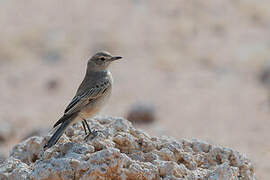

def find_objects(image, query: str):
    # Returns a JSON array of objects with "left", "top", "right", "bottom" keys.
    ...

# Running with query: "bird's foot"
[{"left": 84, "top": 130, "right": 101, "bottom": 141}]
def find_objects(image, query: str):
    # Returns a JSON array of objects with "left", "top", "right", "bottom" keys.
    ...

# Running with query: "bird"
[{"left": 44, "top": 51, "right": 122, "bottom": 149}]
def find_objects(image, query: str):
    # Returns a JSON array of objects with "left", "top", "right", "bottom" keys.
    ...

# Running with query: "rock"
[
  {"left": 0, "top": 121, "right": 14, "bottom": 143},
  {"left": 0, "top": 157, "right": 31, "bottom": 180},
  {"left": 259, "top": 63, "right": 270, "bottom": 88},
  {"left": 126, "top": 103, "right": 156, "bottom": 124},
  {"left": 0, "top": 116, "right": 256, "bottom": 180},
  {"left": 21, "top": 128, "right": 48, "bottom": 140},
  {"left": 45, "top": 79, "right": 59, "bottom": 92}
]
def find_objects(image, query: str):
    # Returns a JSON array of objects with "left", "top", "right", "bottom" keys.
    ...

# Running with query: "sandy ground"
[{"left": 0, "top": 0, "right": 270, "bottom": 179}]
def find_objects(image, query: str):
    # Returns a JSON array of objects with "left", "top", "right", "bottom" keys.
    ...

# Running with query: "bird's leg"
[
  {"left": 82, "top": 118, "right": 99, "bottom": 141},
  {"left": 82, "top": 121, "right": 87, "bottom": 135},
  {"left": 83, "top": 119, "right": 92, "bottom": 134}
]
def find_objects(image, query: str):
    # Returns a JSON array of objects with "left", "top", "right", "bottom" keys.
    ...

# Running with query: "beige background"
[{"left": 0, "top": 0, "right": 270, "bottom": 179}]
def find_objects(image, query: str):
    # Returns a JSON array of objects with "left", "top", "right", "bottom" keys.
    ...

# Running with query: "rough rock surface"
[{"left": 0, "top": 116, "right": 256, "bottom": 180}]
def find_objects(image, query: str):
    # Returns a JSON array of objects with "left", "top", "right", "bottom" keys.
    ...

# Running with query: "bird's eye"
[{"left": 100, "top": 57, "right": 105, "bottom": 61}]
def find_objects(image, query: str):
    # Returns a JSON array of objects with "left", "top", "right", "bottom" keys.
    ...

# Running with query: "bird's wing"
[
  {"left": 64, "top": 79, "right": 111, "bottom": 115},
  {"left": 53, "top": 79, "right": 111, "bottom": 128},
  {"left": 64, "top": 96, "right": 80, "bottom": 114}
]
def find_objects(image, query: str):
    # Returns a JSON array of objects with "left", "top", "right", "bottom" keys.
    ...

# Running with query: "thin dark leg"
[
  {"left": 82, "top": 121, "right": 87, "bottom": 135},
  {"left": 82, "top": 119, "right": 99, "bottom": 140},
  {"left": 83, "top": 119, "right": 92, "bottom": 134}
]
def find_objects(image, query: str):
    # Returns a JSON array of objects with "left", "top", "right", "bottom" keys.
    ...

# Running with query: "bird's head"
[{"left": 87, "top": 51, "right": 122, "bottom": 71}]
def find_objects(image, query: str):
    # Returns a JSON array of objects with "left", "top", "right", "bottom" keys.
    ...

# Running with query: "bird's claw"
[{"left": 84, "top": 130, "right": 101, "bottom": 141}]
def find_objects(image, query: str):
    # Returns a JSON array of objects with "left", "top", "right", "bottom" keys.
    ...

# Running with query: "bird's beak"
[{"left": 110, "top": 56, "right": 122, "bottom": 61}]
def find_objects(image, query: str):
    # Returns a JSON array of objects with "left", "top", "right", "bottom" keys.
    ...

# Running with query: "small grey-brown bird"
[{"left": 44, "top": 51, "right": 122, "bottom": 149}]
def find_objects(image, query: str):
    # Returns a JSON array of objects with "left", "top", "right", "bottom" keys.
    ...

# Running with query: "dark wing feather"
[
  {"left": 64, "top": 96, "right": 80, "bottom": 114},
  {"left": 53, "top": 79, "right": 111, "bottom": 128},
  {"left": 52, "top": 112, "right": 77, "bottom": 131}
]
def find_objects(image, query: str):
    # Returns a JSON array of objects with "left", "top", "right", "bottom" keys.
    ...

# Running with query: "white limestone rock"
[{"left": 0, "top": 116, "right": 256, "bottom": 180}]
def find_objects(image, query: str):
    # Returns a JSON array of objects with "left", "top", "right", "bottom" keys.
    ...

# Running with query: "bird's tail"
[{"left": 44, "top": 112, "right": 78, "bottom": 149}]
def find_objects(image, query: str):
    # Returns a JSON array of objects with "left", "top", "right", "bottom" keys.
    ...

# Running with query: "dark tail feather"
[
  {"left": 44, "top": 113, "right": 78, "bottom": 149},
  {"left": 53, "top": 113, "right": 75, "bottom": 128}
]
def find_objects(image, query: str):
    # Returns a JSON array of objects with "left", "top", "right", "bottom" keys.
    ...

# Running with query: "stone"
[
  {"left": 0, "top": 121, "right": 14, "bottom": 143},
  {"left": 0, "top": 116, "right": 256, "bottom": 180},
  {"left": 46, "top": 79, "right": 59, "bottom": 92},
  {"left": 126, "top": 103, "right": 156, "bottom": 124},
  {"left": 21, "top": 128, "right": 48, "bottom": 140},
  {"left": 259, "top": 63, "right": 270, "bottom": 88}
]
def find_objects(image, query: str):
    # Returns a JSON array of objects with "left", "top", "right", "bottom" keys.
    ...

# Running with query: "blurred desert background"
[{"left": 0, "top": 0, "right": 270, "bottom": 179}]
